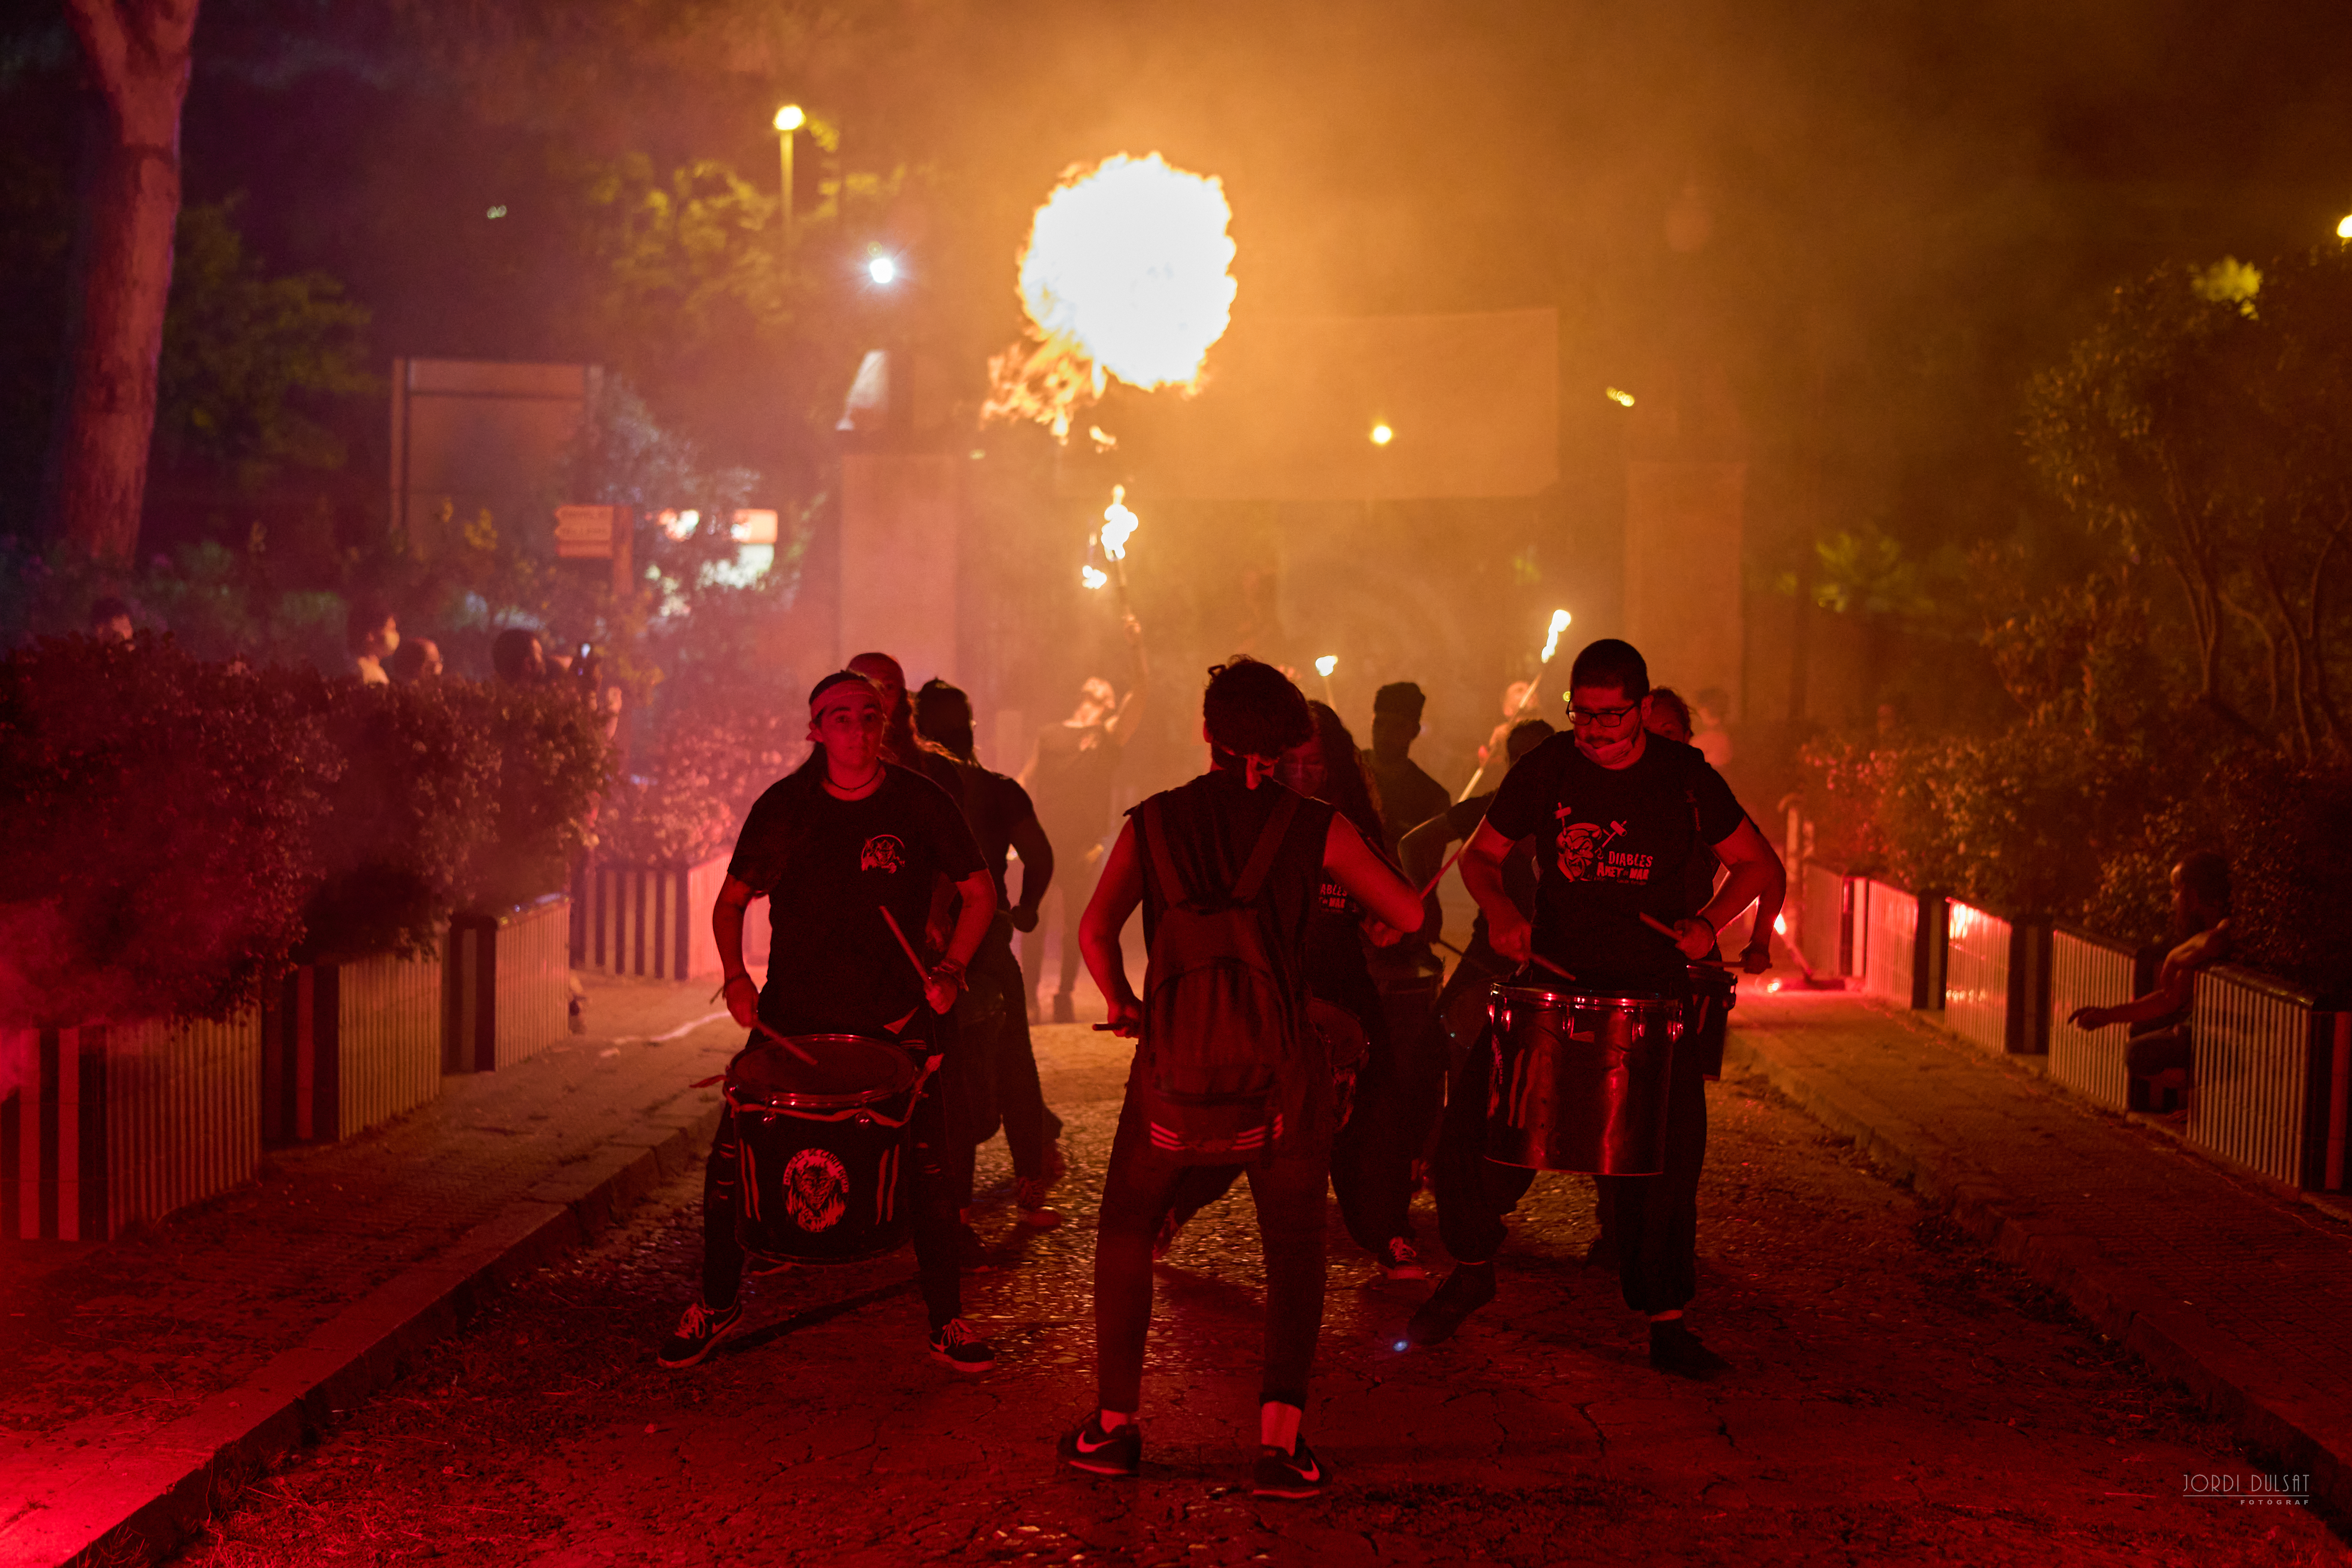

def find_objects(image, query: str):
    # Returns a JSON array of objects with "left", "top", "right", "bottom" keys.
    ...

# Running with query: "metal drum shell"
[
  {"left": 1682, "top": 964, "right": 1737, "bottom": 1081},
  {"left": 726, "top": 1034, "right": 922, "bottom": 1265},
  {"left": 1483, "top": 984, "right": 1683, "bottom": 1175}
]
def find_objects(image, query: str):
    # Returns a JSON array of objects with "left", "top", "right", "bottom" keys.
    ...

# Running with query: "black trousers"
[
  {"left": 1095, "top": 1086, "right": 1331, "bottom": 1412},
  {"left": 945, "top": 923, "right": 1062, "bottom": 1207},
  {"left": 1329, "top": 973, "right": 1443, "bottom": 1254},
  {"left": 1433, "top": 1010, "right": 1709, "bottom": 1316},
  {"left": 702, "top": 1036, "right": 963, "bottom": 1330}
]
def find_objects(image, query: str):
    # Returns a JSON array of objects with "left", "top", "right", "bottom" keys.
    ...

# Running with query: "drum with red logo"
[
  {"left": 726, "top": 1034, "right": 923, "bottom": 1264},
  {"left": 1484, "top": 982, "right": 1683, "bottom": 1174}
]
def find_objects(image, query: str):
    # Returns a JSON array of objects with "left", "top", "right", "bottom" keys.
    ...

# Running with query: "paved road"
[{"left": 175, "top": 1023, "right": 2345, "bottom": 1567}]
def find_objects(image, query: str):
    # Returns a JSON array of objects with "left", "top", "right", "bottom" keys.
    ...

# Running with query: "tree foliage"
[
  {"left": 154, "top": 198, "right": 375, "bottom": 488},
  {"left": 2024, "top": 247, "right": 2352, "bottom": 761}
]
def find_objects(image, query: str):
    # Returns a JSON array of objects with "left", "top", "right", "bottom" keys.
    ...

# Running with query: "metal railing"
[
  {"left": 1797, "top": 862, "right": 1853, "bottom": 981},
  {"left": 2188, "top": 966, "right": 2344, "bottom": 1190},
  {"left": 2046, "top": 926, "right": 2139, "bottom": 1112},
  {"left": 1943, "top": 900, "right": 2011, "bottom": 1053},
  {"left": 1860, "top": 879, "right": 1918, "bottom": 1006}
]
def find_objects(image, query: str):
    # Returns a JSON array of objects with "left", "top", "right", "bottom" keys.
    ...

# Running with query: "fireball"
[{"left": 983, "top": 153, "right": 1237, "bottom": 440}]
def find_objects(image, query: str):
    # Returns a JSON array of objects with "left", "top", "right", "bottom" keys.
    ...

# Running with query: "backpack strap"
[
  {"left": 1139, "top": 795, "right": 1189, "bottom": 906},
  {"left": 1229, "top": 791, "right": 1300, "bottom": 904}
]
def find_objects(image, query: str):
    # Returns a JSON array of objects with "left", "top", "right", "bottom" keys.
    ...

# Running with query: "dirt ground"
[{"left": 170, "top": 1024, "right": 2348, "bottom": 1567}]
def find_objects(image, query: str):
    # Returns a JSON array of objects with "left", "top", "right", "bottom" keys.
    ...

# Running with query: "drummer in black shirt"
[
  {"left": 1407, "top": 639, "right": 1783, "bottom": 1378},
  {"left": 658, "top": 670, "right": 1001, "bottom": 1371}
]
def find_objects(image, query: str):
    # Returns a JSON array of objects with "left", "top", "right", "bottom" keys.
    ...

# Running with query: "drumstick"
[
  {"left": 745, "top": 1018, "right": 820, "bottom": 1065},
  {"left": 877, "top": 906, "right": 934, "bottom": 985},
  {"left": 1417, "top": 841, "right": 1468, "bottom": 900},
  {"left": 1639, "top": 911, "right": 1683, "bottom": 941},
  {"left": 1532, "top": 954, "right": 1577, "bottom": 984}
]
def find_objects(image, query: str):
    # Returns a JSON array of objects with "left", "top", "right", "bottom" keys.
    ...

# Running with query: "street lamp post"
[{"left": 773, "top": 105, "right": 805, "bottom": 262}]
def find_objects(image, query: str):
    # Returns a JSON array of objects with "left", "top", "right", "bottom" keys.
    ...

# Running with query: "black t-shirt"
[
  {"left": 1444, "top": 791, "right": 1539, "bottom": 959},
  {"left": 945, "top": 757, "right": 1036, "bottom": 910},
  {"left": 1364, "top": 751, "right": 1451, "bottom": 855},
  {"left": 727, "top": 763, "right": 987, "bottom": 1034},
  {"left": 1485, "top": 732, "right": 1744, "bottom": 989}
]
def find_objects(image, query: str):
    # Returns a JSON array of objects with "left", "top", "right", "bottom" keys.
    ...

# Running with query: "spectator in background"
[
  {"left": 1362, "top": 682, "right": 1450, "bottom": 857},
  {"left": 1690, "top": 688, "right": 1733, "bottom": 770},
  {"left": 89, "top": 596, "right": 134, "bottom": 643},
  {"left": 492, "top": 629, "right": 546, "bottom": 684},
  {"left": 388, "top": 638, "right": 443, "bottom": 683},
  {"left": 2069, "top": 852, "right": 2233, "bottom": 1104},
  {"left": 348, "top": 597, "right": 399, "bottom": 684},
  {"left": 1476, "top": 680, "right": 1535, "bottom": 773}
]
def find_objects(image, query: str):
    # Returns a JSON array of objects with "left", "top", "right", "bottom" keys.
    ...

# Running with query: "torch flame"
[
  {"left": 1081, "top": 565, "right": 1110, "bottom": 590},
  {"left": 983, "top": 153, "right": 1237, "bottom": 440},
  {"left": 1314, "top": 655, "right": 1338, "bottom": 678},
  {"left": 1100, "top": 485, "right": 1139, "bottom": 562},
  {"left": 1541, "top": 609, "right": 1572, "bottom": 663}
]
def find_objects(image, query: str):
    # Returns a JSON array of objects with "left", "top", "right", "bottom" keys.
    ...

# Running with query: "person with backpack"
[
  {"left": 1405, "top": 639, "right": 1783, "bottom": 1379},
  {"left": 1059, "top": 658, "right": 1424, "bottom": 1499}
]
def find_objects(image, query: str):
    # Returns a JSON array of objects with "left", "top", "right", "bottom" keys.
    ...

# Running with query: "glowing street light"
[
  {"left": 1369, "top": 422, "right": 1394, "bottom": 446},
  {"left": 1606, "top": 387, "right": 1636, "bottom": 407},
  {"left": 773, "top": 106, "right": 805, "bottom": 260},
  {"left": 868, "top": 254, "right": 899, "bottom": 286}
]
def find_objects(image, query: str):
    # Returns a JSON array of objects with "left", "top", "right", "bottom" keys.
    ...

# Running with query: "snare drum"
[
  {"left": 1484, "top": 983, "right": 1683, "bottom": 1174},
  {"left": 725, "top": 1034, "right": 923, "bottom": 1264}
]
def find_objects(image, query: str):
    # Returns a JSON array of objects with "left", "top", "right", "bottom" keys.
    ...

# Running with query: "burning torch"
[
  {"left": 1456, "top": 608, "right": 1573, "bottom": 803},
  {"left": 1314, "top": 654, "right": 1338, "bottom": 707},
  {"left": 1085, "top": 484, "right": 1142, "bottom": 619}
]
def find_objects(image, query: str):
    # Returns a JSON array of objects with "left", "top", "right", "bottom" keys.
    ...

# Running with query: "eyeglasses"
[{"left": 1568, "top": 700, "right": 1641, "bottom": 728}]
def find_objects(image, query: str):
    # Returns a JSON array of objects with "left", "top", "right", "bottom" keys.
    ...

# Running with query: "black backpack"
[{"left": 1134, "top": 789, "right": 1305, "bottom": 1163}]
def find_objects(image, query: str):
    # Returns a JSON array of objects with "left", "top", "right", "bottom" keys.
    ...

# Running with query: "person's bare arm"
[
  {"left": 927, "top": 869, "right": 1001, "bottom": 1014},
  {"left": 1080, "top": 821, "right": 1146, "bottom": 1035},
  {"left": 1698, "top": 817, "right": 1786, "bottom": 971},
  {"left": 1325, "top": 815, "right": 1424, "bottom": 935},
  {"left": 1397, "top": 811, "right": 1458, "bottom": 948},
  {"left": 2071, "top": 920, "right": 2228, "bottom": 1030},
  {"left": 714, "top": 875, "right": 760, "bottom": 1026},
  {"left": 1460, "top": 819, "right": 1531, "bottom": 962},
  {"left": 1008, "top": 810, "right": 1055, "bottom": 930}
]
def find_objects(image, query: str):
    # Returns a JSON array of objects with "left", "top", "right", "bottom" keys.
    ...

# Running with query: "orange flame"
[{"left": 983, "top": 153, "right": 1237, "bottom": 441}]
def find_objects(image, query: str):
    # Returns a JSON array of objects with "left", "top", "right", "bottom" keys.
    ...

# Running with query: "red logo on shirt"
[{"left": 859, "top": 834, "right": 908, "bottom": 874}]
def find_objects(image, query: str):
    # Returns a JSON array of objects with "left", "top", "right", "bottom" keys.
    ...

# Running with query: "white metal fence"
[
  {"left": 2188, "top": 966, "right": 2340, "bottom": 1190},
  {"left": 2047, "top": 927, "right": 2140, "bottom": 1112},
  {"left": 1943, "top": 900, "right": 2011, "bottom": 1053},
  {"left": 1797, "top": 862, "right": 1852, "bottom": 981},
  {"left": 1860, "top": 879, "right": 1917, "bottom": 1006}
]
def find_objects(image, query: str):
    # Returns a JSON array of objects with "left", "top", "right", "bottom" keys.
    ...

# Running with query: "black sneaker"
[
  {"left": 928, "top": 1317, "right": 996, "bottom": 1373},
  {"left": 1059, "top": 1414, "right": 1141, "bottom": 1477},
  {"left": 656, "top": 1298, "right": 743, "bottom": 1368},
  {"left": 1405, "top": 1263, "right": 1495, "bottom": 1346},
  {"left": 1252, "top": 1437, "right": 1328, "bottom": 1499},
  {"left": 1377, "top": 1236, "right": 1425, "bottom": 1281},
  {"left": 1649, "top": 1319, "right": 1730, "bottom": 1381}
]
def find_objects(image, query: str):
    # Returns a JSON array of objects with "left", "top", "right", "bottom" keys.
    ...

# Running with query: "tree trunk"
[{"left": 46, "top": 0, "right": 202, "bottom": 568}]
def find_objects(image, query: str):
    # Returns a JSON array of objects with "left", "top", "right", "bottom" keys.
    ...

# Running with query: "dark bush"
[
  {"left": 599, "top": 703, "right": 803, "bottom": 865},
  {"left": 458, "top": 682, "right": 618, "bottom": 910},
  {"left": 290, "top": 675, "right": 502, "bottom": 962},
  {"left": 0, "top": 636, "right": 337, "bottom": 1025}
]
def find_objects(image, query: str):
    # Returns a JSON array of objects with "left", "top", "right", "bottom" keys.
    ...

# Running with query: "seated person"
[{"left": 2068, "top": 851, "right": 2232, "bottom": 1091}]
